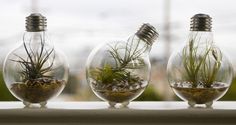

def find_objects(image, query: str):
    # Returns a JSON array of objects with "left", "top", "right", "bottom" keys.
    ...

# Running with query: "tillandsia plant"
[
  {"left": 181, "top": 34, "right": 222, "bottom": 88},
  {"left": 3, "top": 13, "right": 69, "bottom": 107},
  {"left": 88, "top": 36, "right": 150, "bottom": 104},
  {"left": 87, "top": 23, "right": 158, "bottom": 107},
  {"left": 10, "top": 39, "right": 66, "bottom": 104},
  {"left": 12, "top": 41, "right": 55, "bottom": 82},
  {"left": 200, "top": 48, "right": 222, "bottom": 87},
  {"left": 172, "top": 34, "right": 227, "bottom": 106},
  {"left": 167, "top": 14, "right": 233, "bottom": 107},
  {"left": 90, "top": 37, "right": 148, "bottom": 90}
]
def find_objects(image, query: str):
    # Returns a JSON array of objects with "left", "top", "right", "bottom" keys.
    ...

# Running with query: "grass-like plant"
[
  {"left": 11, "top": 39, "right": 55, "bottom": 82},
  {"left": 181, "top": 34, "right": 222, "bottom": 88},
  {"left": 90, "top": 36, "right": 148, "bottom": 86},
  {"left": 200, "top": 48, "right": 222, "bottom": 87}
]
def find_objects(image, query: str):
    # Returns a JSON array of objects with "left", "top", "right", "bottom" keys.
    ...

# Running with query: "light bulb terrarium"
[
  {"left": 3, "top": 13, "right": 69, "bottom": 107},
  {"left": 167, "top": 14, "right": 233, "bottom": 107},
  {"left": 86, "top": 24, "right": 159, "bottom": 107}
]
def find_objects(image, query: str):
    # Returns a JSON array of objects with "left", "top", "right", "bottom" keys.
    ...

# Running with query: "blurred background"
[{"left": 0, "top": 0, "right": 236, "bottom": 101}]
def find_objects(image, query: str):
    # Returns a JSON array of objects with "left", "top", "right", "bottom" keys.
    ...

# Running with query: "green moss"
[{"left": 90, "top": 64, "right": 142, "bottom": 86}]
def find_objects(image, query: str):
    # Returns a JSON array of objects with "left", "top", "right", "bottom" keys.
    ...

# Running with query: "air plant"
[
  {"left": 181, "top": 35, "right": 222, "bottom": 88},
  {"left": 90, "top": 36, "right": 148, "bottom": 87},
  {"left": 11, "top": 39, "right": 55, "bottom": 82},
  {"left": 9, "top": 38, "right": 65, "bottom": 103},
  {"left": 200, "top": 47, "right": 222, "bottom": 87}
]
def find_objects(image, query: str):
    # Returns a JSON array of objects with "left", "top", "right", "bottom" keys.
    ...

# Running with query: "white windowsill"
[{"left": 0, "top": 101, "right": 235, "bottom": 125}]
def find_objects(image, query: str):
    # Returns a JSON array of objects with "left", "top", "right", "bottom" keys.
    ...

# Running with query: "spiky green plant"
[
  {"left": 90, "top": 36, "right": 148, "bottom": 86},
  {"left": 200, "top": 48, "right": 222, "bottom": 87},
  {"left": 181, "top": 35, "right": 222, "bottom": 88},
  {"left": 11, "top": 39, "right": 55, "bottom": 82}
]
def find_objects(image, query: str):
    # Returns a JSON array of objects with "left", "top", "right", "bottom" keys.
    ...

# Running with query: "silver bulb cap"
[
  {"left": 136, "top": 23, "right": 159, "bottom": 45},
  {"left": 26, "top": 13, "right": 47, "bottom": 32},
  {"left": 190, "top": 14, "right": 212, "bottom": 32}
]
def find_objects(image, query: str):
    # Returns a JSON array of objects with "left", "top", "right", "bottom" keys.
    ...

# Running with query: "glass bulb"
[
  {"left": 167, "top": 14, "right": 234, "bottom": 107},
  {"left": 86, "top": 24, "right": 159, "bottom": 107},
  {"left": 3, "top": 13, "right": 69, "bottom": 107}
]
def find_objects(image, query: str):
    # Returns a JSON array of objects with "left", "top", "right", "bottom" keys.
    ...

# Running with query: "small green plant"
[
  {"left": 90, "top": 64, "right": 142, "bottom": 86},
  {"left": 11, "top": 40, "right": 55, "bottom": 82},
  {"left": 201, "top": 48, "right": 222, "bottom": 87},
  {"left": 181, "top": 35, "right": 222, "bottom": 88},
  {"left": 90, "top": 36, "right": 148, "bottom": 87}
]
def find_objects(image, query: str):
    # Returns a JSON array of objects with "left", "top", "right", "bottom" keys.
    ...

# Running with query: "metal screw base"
[
  {"left": 190, "top": 13, "right": 212, "bottom": 32},
  {"left": 26, "top": 13, "right": 47, "bottom": 32},
  {"left": 136, "top": 23, "right": 159, "bottom": 45}
]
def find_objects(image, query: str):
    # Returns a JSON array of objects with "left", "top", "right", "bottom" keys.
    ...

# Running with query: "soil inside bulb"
[
  {"left": 171, "top": 82, "right": 228, "bottom": 104},
  {"left": 92, "top": 78, "right": 146, "bottom": 103},
  {"left": 95, "top": 87, "right": 145, "bottom": 103},
  {"left": 11, "top": 78, "right": 66, "bottom": 103}
]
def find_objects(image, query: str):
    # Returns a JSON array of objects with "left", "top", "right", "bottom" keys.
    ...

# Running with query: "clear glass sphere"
[
  {"left": 86, "top": 36, "right": 151, "bottom": 107},
  {"left": 167, "top": 33, "right": 233, "bottom": 107},
  {"left": 3, "top": 32, "right": 69, "bottom": 107}
]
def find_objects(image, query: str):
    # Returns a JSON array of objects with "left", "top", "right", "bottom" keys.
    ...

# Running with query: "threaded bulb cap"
[
  {"left": 136, "top": 23, "right": 159, "bottom": 45},
  {"left": 190, "top": 14, "right": 212, "bottom": 32},
  {"left": 26, "top": 13, "right": 47, "bottom": 32}
]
